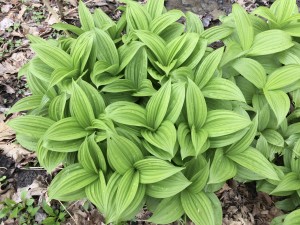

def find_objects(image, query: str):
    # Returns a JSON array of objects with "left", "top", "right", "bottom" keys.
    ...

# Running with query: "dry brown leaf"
[
  {"left": 0, "top": 121, "right": 15, "bottom": 141},
  {"left": 0, "top": 17, "right": 14, "bottom": 31},
  {"left": 1, "top": 4, "right": 12, "bottom": 13},
  {"left": 0, "top": 142, "right": 31, "bottom": 163},
  {"left": 17, "top": 5, "right": 27, "bottom": 20}
]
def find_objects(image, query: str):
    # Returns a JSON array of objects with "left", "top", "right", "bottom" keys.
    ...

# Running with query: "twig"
[
  {"left": 0, "top": 43, "right": 29, "bottom": 62},
  {"left": 19, "top": 167, "right": 46, "bottom": 170},
  {"left": 58, "top": 200, "right": 78, "bottom": 225},
  {"left": 64, "top": 0, "right": 94, "bottom": 17},
  {"left": 43, "top": 0, "right": 61, "bottom": 22}
]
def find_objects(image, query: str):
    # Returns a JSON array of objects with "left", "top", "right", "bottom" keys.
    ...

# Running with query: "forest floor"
[{"left": 0, "top": 0, "right": 291, "bottom": 224}]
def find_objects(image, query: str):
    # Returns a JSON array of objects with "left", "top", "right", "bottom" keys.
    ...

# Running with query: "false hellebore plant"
[{"left": 7, "top": 0, "right": 300, "bottom": 224}]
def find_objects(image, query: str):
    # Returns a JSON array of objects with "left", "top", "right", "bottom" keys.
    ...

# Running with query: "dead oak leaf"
[
  {"left": 0, "top": 120, "right": 15, "bottom": 141},
  {"left": 0, "top": 142, "right": 31, "bottom": 163}
]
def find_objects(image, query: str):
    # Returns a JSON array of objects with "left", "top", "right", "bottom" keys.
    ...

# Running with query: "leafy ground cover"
[{"left": 1, "top": 0, "right": 299, "bottom": 224}]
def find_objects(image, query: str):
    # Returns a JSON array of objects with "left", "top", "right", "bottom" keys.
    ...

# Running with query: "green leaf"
[
  {"left": 194, "top": 47, "right": 224, "bottom": 88},
  {"left": 94, "top": 28, "right": 119, "bottom": 65},
  {"left": 187, "top": 159, "right": 209, "bottom": 194},
  {"left": 203, "top": 110, "right": 251, "bottom": 137},
  {"left": 201, "top": 26, "right": 233, "bottom": 44},
  {"left": 265, "top": 65, "right": 300, "bottom": 90},
  {"left": 126, "top": 1, "right": 150, "bottom": 30},
  {"left": 264, "top": 90, "right": 290, "bottom": 125},
  {"left": 186, "top": 12, "right": 204, "bottom": 34},
  {"left": 202, "top": 78, "right": 246, "bottom": 102},
  {"left": 271, "top": 172, "right": 300, "bottom": 196},
  {"left": 283, "top": 209, "right": 300, "bottom": 225},
  {"left": 78, "top": 1, "right": 95, "bottom": 31},
  {"left": 52, "top": 23, "right": 84, "bottom": 35},
  {"left": 134, "top": 158, "right": 184, "bottom": 184},
  {"left": 49, "top": 68, "right": 78, "bottom": 88},
  {"left": 31, "top": 44, "right": 72, "bottom": 69},
  {"left": 191, "top": 127, "right": 208, "bottom": 155},
  {"left": 150, "top": 10, "right": 184, "bottom": 35},
  {"left": 115, "top": 169, "right": 139, "bottom": 215},
  {"left": 102, "top": 79, "right": 135, "bottom": 93},
  {"left": 8, "top": 116, "right": 54, "bottom": 138},
  {"left": 106, "top": 101, "right": 147, "bottom": 127},
  {"left": 209, "top": 148, "right": 237, "bottom": 184},
  {"left": 273, "top": 0, "right": 297, "bottom": 23},
  {"left": 252, "top": 6, "right": 277, "bottom": 24},
  {"left": 45, "top": 117, "right": 90, "bottom": 141},
  {"left": 9, "top": 95, "right": 42, "bottom": 113},
  {"left": 148, "top": 195, "right": 184, "bottom": 224},
  {"left": 146, "top": 0, "right": 164, "bottom": 19},
  {"left": 48, "top": 164, "right": 98, "bottom": 201},
  {"left": 146, "top": 80, "right": 171, "bottom": 129},
  {"left": 146, "top": 172, "right": 191, "bottom": 198},
  {"left": 232, "top": 3, "right": 253, "bottom": 50},
  {"left": 206, "top": 193, "right": 223, "bottom": 225},
  {"left": 227, "top": 147, "right": 279, "bottom": 180},
  {"left": 232, "top": 57, "right": 267, "bottom": 89},
  {"left": 48, "top": 94, "right": 67, "bottom": 121},
  {"left": 178, "top": 123, "right": 197, "bottom": 159},
  {"left": 142, "top": 120, "right": 177, "bottom": 156},
  {"left": 186, "top": 79, "right": 207, "bottom": 129},
  {"left": 107, "top": 134, "right": 143, "bottom": 174},
  {"left": 70, "top": 81, "right": 95, "bottom": 128},
  {"left": 262, "top": 129, "right": 284, "bottom": 147},
  {"left": 181, "top": 191, "right": 215, "bottom": 225},
  {"left": 30, "top": 57, "right": 52, "bottom": 82},
  {"left": 247, "top": 30, "right": 294, "bottom": 56},
  {"left": 78, "top": 134, "right": 106, "bottom": 173}
]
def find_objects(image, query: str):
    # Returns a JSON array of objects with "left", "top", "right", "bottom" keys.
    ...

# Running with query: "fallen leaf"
[
  {"left": 0, "top": 18, "right": 14, "bottom": 31},
  {"left": 0, "top": 142, "right": 31, "bottom": 163},
  {"left": 1, "top": 4, "right": 12, "bottom": 13},
  {"left": 17, "top": 5, "right": 27, "bottom": 20},
  {"left": 0, "top": 120, "right": 15, "bottom": 141}
]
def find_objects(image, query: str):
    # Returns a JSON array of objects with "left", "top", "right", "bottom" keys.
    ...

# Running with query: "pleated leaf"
[
  {"left": 134, "top": 158, "right": 184, "bottom": 184},
  {"left": 48, "top": 94, "right": 67, "bottom": 121},
  {"left": 232, "top": 57, "right": 266, "bottom": 89},
  {"left": 186, "top": 79, "right": 207, "bottom": 129},
  {"left": 227, "top": 147, "right": 279, "bottom": 180},
  {"left": 201, "top": 26, "right": 233, "bottom": 44},
  {"left": 264, "top": 90, "right": 290, "bottom": 125},
  {"left": 8, "top": 116, "right": 54, "bottom": 139},
  {"left": 265, "top": 65, "right": 300, "bottom": 90},
  {"left": 186, "top": 12, "right": 204, "bottom": 34},
  {"left": 283, "top": 209, "right": 300, "bottom": 225},
  {"left": 48, "top": 164, "right": 98, "bottom": 201},
  {"left": 70, "top": 81, "right": 95, "bottom": 128},
  {"left": 146, "top": 172, "right": 191, "bottom": 198},
  {"left": 31, "top": 44, "right": 72, "bottom": 69},
  {"left": 146, "top": 0, "right": 164, "bottom": 19},
  {"left": 203, "top": 110, "right": 251, "bottom": 137},
  {"left": 247, "top": 30, "right": 294, "bottom": 56},
  {"left": 52, "top": 23, "right": 84, "bottom": 36},
  {"left": 78, "top": 1, "right": 95, "bottom": 31},
  {"left": 126, "top": 1, "right": 150, "bottom": 30},
  {"left": 146, "top": 80, "right": 172, "bottom": 129},
  {"left": 181, "top": 191, "right": 215, "bottom": 225},
  {"left": 194, "top": 47, "right": 224, "bottom": 88},
  {"left": 202, "top": 78, "right": 246, "bottom": 102},
  {"left": 107, "top": 135, "right": 143, "bottom": 174},
  {"left": 8, "top": 95, "right": 42, "bottom": 113},
  {"left": 148, "top": 195, "right": 184, "bottom": 224},
  {"left": 45, "top": 117, "right": 90, "bottom": 141},
  {"left": 270, "top": 172, "right": 300, "bottom": 196},
  {"left": 208, "top": 148, "right": 237, "bottom": 184}
]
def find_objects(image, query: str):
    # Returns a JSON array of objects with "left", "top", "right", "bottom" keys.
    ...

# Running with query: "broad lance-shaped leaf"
[
  {"left": 191, "top": 127, "right": 208, "bottom": 155},
  {"left": 165, "top": 82, "right": 185, "bottom": 123},
  {"left": 148, "top": 195, "right": 184, "bottom": 224},
  {"left": 106, "top": 101, "right": 147, "bottom": 127},
  {"left": 48, "top": 94, "right": 67, "bottom": 121},
  {"left": 202, "top": 78, "right": 246, "bottom": 102},
  {"left": 194, "top": 47, "right": 224, "bottom": 89},
  {"left": 70, "top": 81, "right": 95, "bottom": 128},
  {"left": 134, "top": 158, "right": 184, "bottom": 184},
  {"left": 227, "top": 147, "right": 279, "bottom": 180},
  {"left": 265, "top": 65, "right": 300, "bottom": 91},
  {"left": 49, "top": 68, "right": 79, "bottom": 88},
  {"left": 231, "top": 58, "right": 267, "bottom": 89},
  {"left": 7, "top": 116, "right": 54, "bottom": 139},
  {"left": 270, "top": 172, "right": 300, "bottom": 196},
  {"left": 78, "top": 1, "right": 95, "bottom": 31},
  {"left": 200, "top": 26, "right": 233, "bottom": 44},
  {"left": 48, "top": 164, "right": 98, "bottom": 201},
  {"left": 126, "top": 0, "right": 151, "bottom": 31},
  {"left": 186, "top": 79, "right": 207, "bottom": 129},
  {"left": 264, "top": 90, "right": 290, "bottom": 125},
  {"left": 107, "top": 134, "right": 143, "bottom": 174},
  {"left": 208, "top": 148, "right": 237, "bottom": 184},
  {"left": 8, "top": 95, "right": 42, "bottom": 113},
  {"left": 45, "top": 117, "right": 90, "bottom": 141},
  {"left": 146, "top": 172, "right": 191, "bottom": 198},
  {"left": 181, "top": 191, "right": 215, "bottom": 225},
  {"left": 115, "top": 169, "right": 139, "bottom": 215},
  {"left": 186, "top": 11, "right": 204, "bottom": 34},
  {"left": 78, "top": 134, "right": 107, "bottom": 173},
  {"left": 282, "top": 209, "right": 300, "bottom": 224},
  {"left": 146, "top": 80, "right": 171, "bottom": 129},
  {"left": 232, "top": 3, "right": 253, "bottom": 50},
  {"left": 272, "top": 0, "right": 297, "bottom": 23},
  {"left": 262, "top": 129, "right": 284, "bottom": 147},
  {"left": 207, "top": 193, "right": 222, "bottom": 225},
  {"left": 52, "top": 23, "right": 84, "bottom": 36},
  {"left": 31, "top": 43, "right": 72, "bottom": 69},
  {"left": 142, "top": 120, "right": 176, "bottom": 156},
  {"left": 146, "top": 0, "right": 164, "bottom": 19},
  {"left": 203, "top": 110, "right": 251, "bottom": 137},
  {"left": 246, "top": 30, "right": 294, "bottom": 56}
]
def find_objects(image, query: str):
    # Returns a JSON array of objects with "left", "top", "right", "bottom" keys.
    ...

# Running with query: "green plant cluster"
[{"left": 7, "top": 0, "right": 300, "bottom": 224}]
